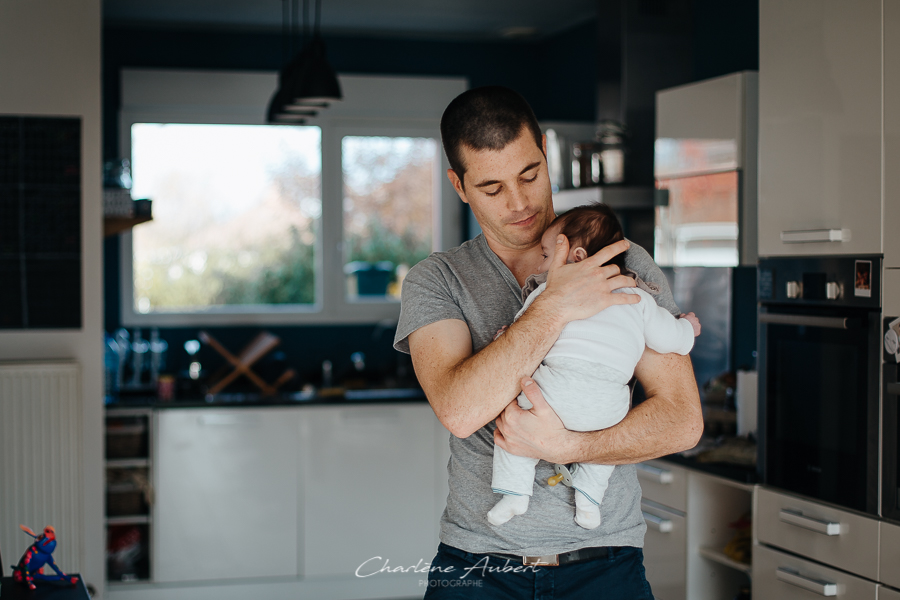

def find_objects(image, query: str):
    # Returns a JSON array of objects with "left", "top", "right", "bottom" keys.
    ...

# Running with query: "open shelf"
[
  {"left": 699, "top": 546, "right": 752, "bottom": 574},
  {"left": 104, "top": 215, "right": 152, "bottom": 237}
]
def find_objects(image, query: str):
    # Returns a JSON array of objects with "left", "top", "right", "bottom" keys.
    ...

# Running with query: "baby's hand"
[{"left": 681, "top": 312, "right": 701, "bottom": 337}]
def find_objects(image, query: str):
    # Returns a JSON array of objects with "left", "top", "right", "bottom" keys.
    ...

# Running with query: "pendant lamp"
[{"left": 267, "top": 0, "right": 341, "bottom": 124}]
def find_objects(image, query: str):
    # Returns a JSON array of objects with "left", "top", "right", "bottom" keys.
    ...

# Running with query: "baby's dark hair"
[{"left": 553, "top": 203, "right": 626, "bottom": 271}]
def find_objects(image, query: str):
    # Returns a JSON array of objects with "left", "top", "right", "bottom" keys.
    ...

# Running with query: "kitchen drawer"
[
  {"left": 880, "top": 586, "right": 900, "bottom": 600},
  {"left": 754, "top": 544, "right": 878, "bottom": 599},
  {"left": 756, "top": 487, "right": 879, "bottom": 580},
  {"left": 641, "top": 501, "right": 686, "bottom": 600},
  {"left": 637, "top": 460, "right": 687, "bottom": 513},
  {"left": 882, "top": 521, "right": 900, "bottom": 589}
]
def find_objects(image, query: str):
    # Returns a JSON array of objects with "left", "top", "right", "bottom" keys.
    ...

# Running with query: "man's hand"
[
  {"left": 494, "top": 350, "right": 703, "bottom": 466},
  {"left": 494, "top": 377, "right": 577, "bottom": 464},
  {"left": 537, "top": 236, "right": 639, "bottom": 326}
]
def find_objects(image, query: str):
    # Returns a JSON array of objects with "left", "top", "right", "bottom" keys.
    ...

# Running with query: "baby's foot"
[
  {"left": 575, "top": 492, "right": 602, "bottom": 530},
  {"left": 488, "top": 494, "right": 530, "bottom": 526}
]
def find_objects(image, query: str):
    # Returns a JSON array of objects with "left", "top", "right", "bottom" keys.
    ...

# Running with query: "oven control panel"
[{"left": 759, "top": 256, "right": 881, "bottom": 308}]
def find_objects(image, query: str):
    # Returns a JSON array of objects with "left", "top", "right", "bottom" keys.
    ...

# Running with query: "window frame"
[{"left": 118, "top": 71, "right": 464, "bottom": 326}]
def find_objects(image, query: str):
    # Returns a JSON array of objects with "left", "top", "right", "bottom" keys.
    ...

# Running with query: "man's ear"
[
  {"left": 447, "top": 169, "right": 469, "bottom": 204},
  {"left": 572, "top": 247, "right": 588, "bottom": 263}
]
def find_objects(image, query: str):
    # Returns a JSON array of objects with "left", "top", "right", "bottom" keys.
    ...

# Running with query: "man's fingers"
[
  {"left": 520, "top": 377, "right": 549, "bottom": 410},
  {"left": 551, "top": 234, "right": 570, "bottom": 270},
  {"left": 607, "top": 288, "right": 641, "bottom": 305},
  {"left": 584, "top": 238, "right": 630, "bottom": 267}
]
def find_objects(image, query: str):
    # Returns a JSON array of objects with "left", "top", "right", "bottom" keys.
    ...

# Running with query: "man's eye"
[
  {"left": 523, "top": 174, "right": 538, "bottom": 183},
  {"left": 485, "top": 187, "right": 502, "bottom": 197}
]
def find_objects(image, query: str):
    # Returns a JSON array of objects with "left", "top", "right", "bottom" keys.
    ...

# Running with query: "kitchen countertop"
[{"left": 105, "top": 386, "right": 427, "bottom": 410}]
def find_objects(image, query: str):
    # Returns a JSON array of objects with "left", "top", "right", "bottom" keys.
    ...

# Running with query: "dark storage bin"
[{"left": 105, "top": 416, "right": 148, "bottom": 459}]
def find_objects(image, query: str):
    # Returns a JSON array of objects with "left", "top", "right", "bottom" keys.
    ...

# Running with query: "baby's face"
[
  {"left": 538, "top": 224, "right": 561, "bottom": 273},
  {"left": 538, "top": 223, "right": 581, "bottom": 273}
]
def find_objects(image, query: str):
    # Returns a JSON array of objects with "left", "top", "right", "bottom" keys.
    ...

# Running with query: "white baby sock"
[
  {"left": 487, "top": 494, "right": 530, "bottom": 526},
  {"left": 574, "top": 491, "right": 602, "bottom": 530}
]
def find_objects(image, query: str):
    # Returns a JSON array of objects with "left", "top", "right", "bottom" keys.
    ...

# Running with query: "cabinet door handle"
[
  {"left": 779, "top": 509, "right": 841, "bottom": 535},
  {"left": 642, "top": 511, "right": 673, "bottom": 533},
  {"left": 775, "top": 567, "right": 838, "bottom": 596},
  {"left": 760, "top": 313, "right": 851, "bottom": 329},
  {"left": 636, "top": 463, "right": 674, "bottom": 484},
  {"left": 780, "top": 228, "right": 850, "bottom": 244}
]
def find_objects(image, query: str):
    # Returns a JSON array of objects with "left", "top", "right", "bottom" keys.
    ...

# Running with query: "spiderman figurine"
[{"left": 12, "top": 525, "right": 79, "bottom": 590}]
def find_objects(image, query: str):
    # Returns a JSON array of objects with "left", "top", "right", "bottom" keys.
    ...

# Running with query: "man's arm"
[
  {"left": 492, "top": 349, "right": 703, "bottom": 464},
  {"left": 409, "top": 237, "right": 638, "bottom": 439}
]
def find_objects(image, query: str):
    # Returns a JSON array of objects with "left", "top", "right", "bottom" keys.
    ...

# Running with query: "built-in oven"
[
  {"left": 884, "top": 321, "right": 900, "bottom": 523},
  {"left": 758, "top": 256, "right": 882, "bottom": 516}
]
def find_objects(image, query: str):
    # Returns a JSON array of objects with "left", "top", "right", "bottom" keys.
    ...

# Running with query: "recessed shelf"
[
  {"left": 106, "top": 458, "right": 150, "bottom": 468},
  {"left": 106, "top": 515, "right": 150, "bottom": 525},
  {"left": 698, "top": 546, "right": 751, "bottom": 574}
]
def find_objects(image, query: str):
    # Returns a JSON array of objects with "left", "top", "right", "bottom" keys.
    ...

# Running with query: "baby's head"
[{"left": 538, "top": 203, "right": 626, "bottom": 273}]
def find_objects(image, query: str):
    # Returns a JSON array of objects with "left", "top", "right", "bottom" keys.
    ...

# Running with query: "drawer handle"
[
  {"left": 779, "top": 509, "right": 841, "bottom": 536},
  {"left": 642, "top": 511, "right": 673, "bottom": 533},
  {"left": 775, "top": 567, "right": 837, "bottom": 596},
  {"left": 780, "top": 228, "right": 850, "bottom": 244},
  {"left": 636, "top": 464, "right": 674, "bottom": 484},
  {"left": 759, "top": 313, "right": 851, "bottom": 329}
]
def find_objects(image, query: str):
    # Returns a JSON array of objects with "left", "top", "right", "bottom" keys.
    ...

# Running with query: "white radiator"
[{"left": 0, "top": 362, "right": 83, "bottom": 575}]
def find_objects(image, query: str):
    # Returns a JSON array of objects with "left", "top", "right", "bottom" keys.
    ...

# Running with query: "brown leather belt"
[{"left": 485, "top": 545, "right": 612, "bottom": 567}]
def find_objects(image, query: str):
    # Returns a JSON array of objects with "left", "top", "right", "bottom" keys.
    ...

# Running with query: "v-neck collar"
[{"left": 475, "top": 234, "right": 527, "bottom": 306}]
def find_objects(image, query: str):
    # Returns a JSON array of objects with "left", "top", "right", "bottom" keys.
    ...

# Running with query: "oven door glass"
[{"left": 765, "top": 308, "right": 873, "bottom": 513}]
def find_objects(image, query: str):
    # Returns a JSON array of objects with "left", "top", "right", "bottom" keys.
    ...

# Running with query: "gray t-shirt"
[{"left": 394, "top": 234, "right": 678, "bottom": 555}]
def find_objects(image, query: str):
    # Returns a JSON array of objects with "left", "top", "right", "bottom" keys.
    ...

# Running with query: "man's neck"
[{"left": 484, "top": 237, "right": 543, "bottom": 287}]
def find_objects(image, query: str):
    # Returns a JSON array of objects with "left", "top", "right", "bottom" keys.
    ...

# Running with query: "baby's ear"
[{"left": 572, "top": 247, "right": 588, "bottom": 263}]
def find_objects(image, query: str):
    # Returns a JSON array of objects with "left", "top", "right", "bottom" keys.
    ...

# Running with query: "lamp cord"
[{"left": 315, "top": 0, "right": 321, "bottom": 36}]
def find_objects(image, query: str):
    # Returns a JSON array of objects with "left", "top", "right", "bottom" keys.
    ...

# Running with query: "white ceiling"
[{"left": 103, "top": 0, "right": 598, "bottom": 41}]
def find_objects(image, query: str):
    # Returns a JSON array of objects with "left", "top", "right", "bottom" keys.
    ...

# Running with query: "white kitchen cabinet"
[
  {"left": 758, "top": 0, "right": 882, "bottom": 257},
  {"left": 882, "top": 586, "right": 900, "bottom": 600},
  {"left": 756, "top": 486, "right": 880, "bottom": 581},
  {"left": 642, "top": 499, "right": 687, "bottom": 600},
  {"left": 152, "top": 408, "right": 301, "bottom": 583},
  {"left": 887, "top": 0, "right": 900, "bottom": 268},
  {"left": 881, "top": 521, "right": 900, "bottom": 590},
  {"left": 300, "top": 404, "right": 440, "bottom": 579},
  {"left": 754, "top": 543, "right": 878, "bottom": 599},
  {"left": 640, "top": 460, "right": 753, "bottom": 600}
]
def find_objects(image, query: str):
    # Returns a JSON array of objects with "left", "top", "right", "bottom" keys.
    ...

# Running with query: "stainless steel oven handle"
[
  {"left": 760, "top": 313, "right": 850, "bottom": 329},
  {"left": 775, "top": 567, "right": 838, "bottom": 596},
  {"left": 779, "top": 509, "right": 841, "bottom": 535}
]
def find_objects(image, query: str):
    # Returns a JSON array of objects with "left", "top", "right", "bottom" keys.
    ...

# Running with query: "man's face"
[{"left": 448, "top": 129, "right": 555, "bottom": 253}]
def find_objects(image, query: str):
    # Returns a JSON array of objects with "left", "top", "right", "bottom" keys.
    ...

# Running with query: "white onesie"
[{"left": 489, "top": 282, "right": 694, "bottom": 529}]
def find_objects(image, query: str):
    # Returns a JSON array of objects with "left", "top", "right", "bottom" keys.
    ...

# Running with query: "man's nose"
[{"left": 506, "top": 183, "right": 529, "bottom": 211}]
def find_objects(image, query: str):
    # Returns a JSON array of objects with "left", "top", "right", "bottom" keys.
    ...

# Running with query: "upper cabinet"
[
  {"left": 758, "top": 0, "right": 882, "bottom": 257},
  {"left": 887, "top": 0, "right": 900, "bottom": 268}
]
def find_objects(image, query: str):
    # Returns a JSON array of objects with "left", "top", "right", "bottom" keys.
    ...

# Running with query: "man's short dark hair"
[
  {"left": 440, "top": 86, "right": 544, "bottom": 186},
  {"left": 553, "top": 203, "right": 626, "bottom": 272}
]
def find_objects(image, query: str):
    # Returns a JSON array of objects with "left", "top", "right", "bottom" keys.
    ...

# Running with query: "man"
[{"left": 393, "top": 86, "right": 702, "bottom": 599}]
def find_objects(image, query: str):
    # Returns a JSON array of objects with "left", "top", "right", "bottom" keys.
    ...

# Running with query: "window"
[
  {"left": 341, "top": 135, "right": 438, "bottom": 301},
  {"left": 131, "top": 123, "right": 322, "bottom": 313},
  {"left": 119, "top": 71, "right": 465, "bottom": 325}
]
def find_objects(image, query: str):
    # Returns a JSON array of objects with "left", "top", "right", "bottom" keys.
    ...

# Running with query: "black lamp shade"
[{"left": 285, "top": 37, "right": 342, "bottom": 104}]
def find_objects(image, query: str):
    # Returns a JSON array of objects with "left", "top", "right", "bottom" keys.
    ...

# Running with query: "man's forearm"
[
  {"left": 565, "top": 352, "right": 702, "bottom": 465},
  {"left": 412, "top": 293, "right": 567, "bottom": 438}
]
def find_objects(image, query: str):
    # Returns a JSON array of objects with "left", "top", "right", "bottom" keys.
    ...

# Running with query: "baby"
[{"left": 488, "top": 203, "right": 700, "bottom": 530}]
